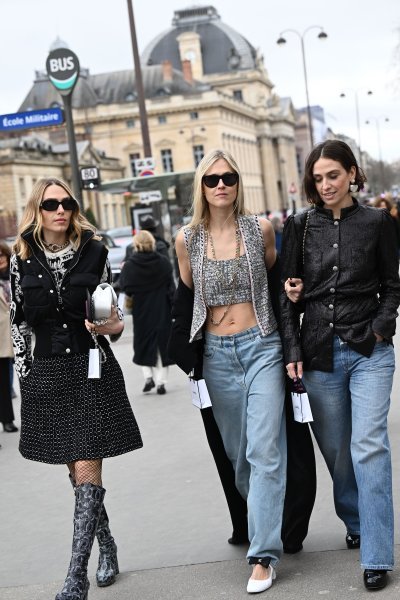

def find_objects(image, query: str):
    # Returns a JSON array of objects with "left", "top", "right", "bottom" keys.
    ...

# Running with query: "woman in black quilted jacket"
[{"left": 280, "top": 140, "right": 400, "bottom": 591}]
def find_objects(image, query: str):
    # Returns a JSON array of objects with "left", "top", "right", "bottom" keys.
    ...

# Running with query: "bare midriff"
[{"left": 205, "top": 301, "right": 257, "bottom": 336}]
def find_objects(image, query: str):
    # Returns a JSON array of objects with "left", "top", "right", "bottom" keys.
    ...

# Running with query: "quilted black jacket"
[{"left": 280, "top": 200, "right": 400, "bottom": 371}]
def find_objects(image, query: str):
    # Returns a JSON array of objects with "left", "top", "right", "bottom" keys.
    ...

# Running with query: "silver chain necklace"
[
  {"left": 43, "top": 239, "right": 70, "bottom": 253},
  {"left": 205, "top": 223, "right": 241, "bottom": 326}
]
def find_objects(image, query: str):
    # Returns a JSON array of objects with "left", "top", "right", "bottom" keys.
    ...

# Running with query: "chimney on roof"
[
  {"left": 182, "top": 59, "right": 193, "bottom": 85},
  {"left": 162, "top": 60, "right": 173, "bottom": 82}
]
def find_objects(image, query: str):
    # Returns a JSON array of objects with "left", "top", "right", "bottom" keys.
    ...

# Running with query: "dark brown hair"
[{"left": 303, "top": 140, "right": 367, "bottom": 206}]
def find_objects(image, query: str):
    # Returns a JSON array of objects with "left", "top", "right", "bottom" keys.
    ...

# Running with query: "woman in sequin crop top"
[
  {"left": 10, "top": 177, "right": 142, "bottom": 598},
  {"left": 175, "top": 149, "right": 286, "bottom": 593}
]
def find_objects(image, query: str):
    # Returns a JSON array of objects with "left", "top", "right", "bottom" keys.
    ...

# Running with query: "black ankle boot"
[
  {"left": 3, "top": 422, "right": 18, "bottom": 433},
  {"left": 363, "top": 569, "right": 387, "bottom": 590},
  {"left": 143, "top": 377, "right": 155, "bottom": 392},
  {"left": 345, "top": 533, "right": 360, "bottom": 549},
  {"left": 56, "top": 483, "right": 105, "bottom": 600},
  {"left": 96, "top": 506, "right": 119, "bottom": 587}
]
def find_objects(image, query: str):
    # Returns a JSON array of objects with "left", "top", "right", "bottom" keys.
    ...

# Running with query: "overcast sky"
[{"left": 1, "top": 0, "right": 399, "bottom": 163}]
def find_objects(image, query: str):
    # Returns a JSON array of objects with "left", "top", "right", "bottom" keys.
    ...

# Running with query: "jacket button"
[
  {"left": 330, "top": 287, "right": 335, "bottom": 293},
  {"left": 63, "top": 323, "right": 68, "bottom": 329},
  {"left": 27, "top": 260, "right": 31, "bottom": 263},
  {"left": 332, "top": 266, "right": 338, "bottom": 272},
  {"left": 334, "top": 220, "right": 339, "bottom": 226},
  {"left": 333, "top": 243, "right": 338, "bottom": 249},
  {"left": 65, "top": 348, "right": 71, "bottom": 354},
  {"left": 38, "top": 274, "right": 43, "bottom": 278},
  {"left": 329, "top": 304, "right": 334, "bottom": 310},
  {"left": 49, "top": 289, "right": 54, "bottom": 293},
  {"left": 329, "top": 323, "right": 334, "bottom": 328}
]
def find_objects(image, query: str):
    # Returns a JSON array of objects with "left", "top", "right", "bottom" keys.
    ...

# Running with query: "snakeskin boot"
[
  {"left": 68, "top": 475, "right": 119, "bottom": 587},
  {"left": 96, "top": 505, "right": 119, "bottom": 587},
  {"left": 55, "top": 483, "right": 105, "bottom": 600}
]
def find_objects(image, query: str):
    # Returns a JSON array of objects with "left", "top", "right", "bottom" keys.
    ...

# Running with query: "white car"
[
  {"left": 99, "top": 232, "right": 126, "bottom": 289},
  {"left": 106, "top": 226, "right": 133, "bottom": 248}
]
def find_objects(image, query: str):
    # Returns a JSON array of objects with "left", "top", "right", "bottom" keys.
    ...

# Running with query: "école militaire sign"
[{"left": 0, "top": 107, "right": 64, "bottom": 132}]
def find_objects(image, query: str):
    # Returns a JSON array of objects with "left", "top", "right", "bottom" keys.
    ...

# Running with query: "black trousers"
[
  {"left": 200, "top": 384, "right": 316, "bottom": 549},
  {"left": 0, "top": 357, "right": 14, "bottom": 424}
]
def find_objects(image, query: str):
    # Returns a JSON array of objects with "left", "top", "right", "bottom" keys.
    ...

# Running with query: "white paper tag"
[
  {"left": 189, "top": 378, "right": 212, "bottom": 409},
  {"left": 118, "top": 292, "right": 125, "bottom": 311},
  {"left": 88, "top": 348, "right": 101, "bottom": 379},
  {"left": 291, "top": 390, "right": 313, "bottom": 422}
]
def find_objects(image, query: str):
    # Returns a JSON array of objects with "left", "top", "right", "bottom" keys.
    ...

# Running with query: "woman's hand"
[
  {"left": 284, "top": 278, "right": 304, "bottom": 303},
  {"left": 85, "top": 306, "right": 124, "bottom": 337},
  {"left": 373, "top": 332, "right": 384, "bottom": 342},
  {"left": 286, "top": 361, "right": 303, "bottom": 380}
]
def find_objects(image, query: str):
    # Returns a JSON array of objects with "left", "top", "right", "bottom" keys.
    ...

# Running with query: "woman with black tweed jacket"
[{"left": 10, "top": 177, "right": 142, "bottom": 600}]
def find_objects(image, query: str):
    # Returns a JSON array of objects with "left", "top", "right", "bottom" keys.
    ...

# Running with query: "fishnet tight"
[{"left": 67, "top": 459, "right": 103, "bottom": 486}]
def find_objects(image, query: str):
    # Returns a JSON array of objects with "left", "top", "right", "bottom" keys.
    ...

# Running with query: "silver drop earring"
[{"left": 349, "top": 180, "right": 358, "bottom": 193}]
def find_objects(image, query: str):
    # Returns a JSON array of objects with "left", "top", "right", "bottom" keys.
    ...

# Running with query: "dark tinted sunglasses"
[
  {"left": 40, "top": 197, "right": 77, "bottom": 211},
  {"left": 202, "top": 172, "right": 239, "bottom": 188}
]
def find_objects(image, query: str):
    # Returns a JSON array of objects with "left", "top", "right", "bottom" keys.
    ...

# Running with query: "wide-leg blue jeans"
[
  {"left": 303, "top": 336, "right": 395, "bottom": 570},
  {"left": 202, "top": 327, "right": 286, "bottom": 565}
]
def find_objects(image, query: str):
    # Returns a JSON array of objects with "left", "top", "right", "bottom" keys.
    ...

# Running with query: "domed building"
[{"left": 3, "top": 4, "right": 300, "bottom": 233}]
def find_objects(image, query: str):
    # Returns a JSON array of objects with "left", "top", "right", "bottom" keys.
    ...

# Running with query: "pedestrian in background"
[
  {"left": 281, "top": 140, "right": 400, "bottom": 591},
  {"left": 0, "top": 240, "right": 18, "bottom": 434},
  {"left": 372, "top": 194, "right": 400, "bottom": 254},
  {"left": 10, "top": 177, "right": 142, "bottom": 600},
  {"left": 175, "top": 148, "right": 287, "bottom": 593},
  {"left": 124, "top": 215, "right": 170, "bottom": 261},
  {"left": 119, "top": 229, "right": 175, "bottom": 395}
]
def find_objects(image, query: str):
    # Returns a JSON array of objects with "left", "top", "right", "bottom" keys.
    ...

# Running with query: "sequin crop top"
[
  {"left": 203, "top": 254, "right": 252, "bottom": 306},
  {"left": 184, "top": 215, "right": 277, "bottom": 342}
]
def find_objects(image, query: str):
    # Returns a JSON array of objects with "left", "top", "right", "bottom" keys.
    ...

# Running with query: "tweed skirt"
[{"left": 19, "top": 347, "right": 143, "bottom": 464}]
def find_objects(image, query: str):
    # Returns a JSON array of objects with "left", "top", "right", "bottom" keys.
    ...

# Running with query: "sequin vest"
[{"left": 184, "top": 215, "right": 277, "bottom": 342}]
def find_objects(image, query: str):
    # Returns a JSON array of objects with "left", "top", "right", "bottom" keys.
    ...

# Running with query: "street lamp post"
[
  {"left": 365, "top": 116, "right": 390, "bottom": 191},
  {"left": 339, "top": 88, "right": 373, "bottom": 169},
  {"left": 277, "top": 26, "right": 328, "bottom": 150},
  {"left": 127, "top": 0, "right": 152, "bottom": 158}
]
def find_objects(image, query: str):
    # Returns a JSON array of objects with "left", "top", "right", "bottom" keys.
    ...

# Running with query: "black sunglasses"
[
  {"left": 202, "top": 172, "right": 239, "bottom": 188},
  {"left": 40, "top": 197, "right": 77, "bottom": 211}
]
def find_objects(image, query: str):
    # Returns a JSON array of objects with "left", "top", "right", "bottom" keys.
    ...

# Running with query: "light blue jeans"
[
  {"left": 202, "top": 327, "right": 286, "bottom": 565},
  {"left": 303, "top": 336, "right": 395, "bottom": 570}
]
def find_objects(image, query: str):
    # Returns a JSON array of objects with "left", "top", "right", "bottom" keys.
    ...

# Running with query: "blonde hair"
[
  {"left": 14, "top": 177, "right": 99, "bottom": 259},
  {"left": 133, "top": 229, "right": 156, "bottom": 253},
  {"left": 189, "top": 149, "right": 246, "bottom": 228}
]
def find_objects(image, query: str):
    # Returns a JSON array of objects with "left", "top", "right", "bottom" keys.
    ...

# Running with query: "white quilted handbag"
[{"left": 91, "top": 283, "right": 117, "bottom": 321}]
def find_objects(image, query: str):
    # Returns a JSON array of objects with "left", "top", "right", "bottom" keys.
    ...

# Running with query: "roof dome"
[
  {"left": 49, "top": 36, "right": 70, "bottom": 51},
  {"left": 141, "top": 5, "right": 258, "bottom": 75}
]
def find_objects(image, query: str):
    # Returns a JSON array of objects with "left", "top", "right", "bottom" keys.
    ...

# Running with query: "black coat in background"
[{"left": 119, "top": 251, "right": 175, "bottom": 367}]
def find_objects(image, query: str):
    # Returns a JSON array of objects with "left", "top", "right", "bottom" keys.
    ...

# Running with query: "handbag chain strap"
[
  {"left": 90, "top": 331, "right": 107, "bottom": 363},
  {"left": 302, "top": 210, "right": 311, "bottom": 266}
]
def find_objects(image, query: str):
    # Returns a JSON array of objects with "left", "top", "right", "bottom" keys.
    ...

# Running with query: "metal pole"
[
  {"left": 300, "top": 36, "right": 314, "bottom": 149},
  {"left": 62, "top": 94, "right": 82, "bottom": 209},
  {"left": 127, "top": 0, "right": 152, "bottom": 158},
  {"left": 354, "top": 91, "right": 363, "bottom": 169},
  {"left": 376, "top": 119, "right": 384, "bottom": 190}
]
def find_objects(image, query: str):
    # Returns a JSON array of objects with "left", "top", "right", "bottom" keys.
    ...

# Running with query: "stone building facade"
[{"left": 3, "top": 5, "right": 303, "bottom": 235}]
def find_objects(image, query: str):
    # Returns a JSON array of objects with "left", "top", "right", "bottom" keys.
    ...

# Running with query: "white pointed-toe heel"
[{"left": 247, "top": 565, "right": 276, "bottom": 594}]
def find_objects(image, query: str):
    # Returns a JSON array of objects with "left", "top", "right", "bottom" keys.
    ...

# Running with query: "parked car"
[
  {"left": 98, "top": 232, "right": 126, "bottom": 290},
  {"left": 106, "top": 226, "right": 133, "bottom": 248}
]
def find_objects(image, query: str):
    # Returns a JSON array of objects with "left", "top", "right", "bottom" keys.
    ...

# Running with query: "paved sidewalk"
[{"left": 1, "top": 318, "right": 400, "bottom": 599}]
